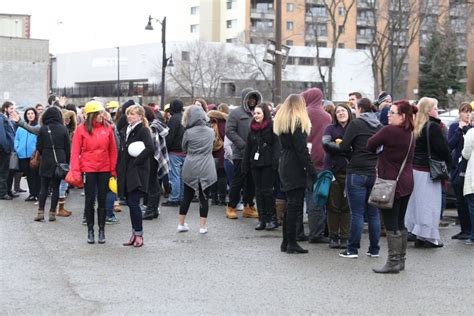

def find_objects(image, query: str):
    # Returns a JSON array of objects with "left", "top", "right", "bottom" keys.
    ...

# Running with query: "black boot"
[
  {"left": 255, "top": 221, "right": 266, "bottom": 230},
  {"left": 373, "top": 232, "right": 402, "bottom": 274},
  {"left": 329, "top": 234, "right": 340, "bottom": 249},
  {"left": 143, "top": 208, "right": 155, "bottom": 220},
  {"left": 400, "top": 229, "right": 408, "bottom": 271},
  {"left": 87, "top": 226, "right": 95, "bottom": 244},
  {"left": 153, "top": 208, "right": 160, "bottom": 219},
  {"left": 281, "top": 212, "right": 288, "bottom": 252},
  {"left": 97, "top": 208, "right": 106, "bottom": 244},
  {"left": 286, "top": 211, "right": 308, "bottom": 254},
  {"left": 265, "top": 216, "right": 279, "bottom": 231}
]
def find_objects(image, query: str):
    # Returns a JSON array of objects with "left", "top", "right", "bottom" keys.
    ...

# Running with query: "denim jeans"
[
  {"left": 224, "top": 158, "right": 234, "bottom": 187},
  {"left": 127, "top": 189, "right": 143, "bottom": 236},
  {"left": 168, "top": 153, "right": 185, "bottom": 202},
  {"left": 464, "top": 194, "right": 474, "bottom": 241},
  {"left": 106, "top": 191, "right": 116, "bottom": 218},
  {"left": 59, "top": 179, "right": 68, "bottom": 198},
  {"left": 345, "top": 173, "right": 380, "bottom": 254}
]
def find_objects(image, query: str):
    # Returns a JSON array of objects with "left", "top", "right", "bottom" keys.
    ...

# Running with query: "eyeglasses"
[{"left": 388, "top": 111, "right": 399, "bottom": 115}]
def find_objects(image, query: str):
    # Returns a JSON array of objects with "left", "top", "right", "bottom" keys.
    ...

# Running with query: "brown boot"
[
  {"left": 113, "top": 204, "right": 122, "bottom": 213},
  {"left": 57, "top": 198, "right": 72, "bottom": 217},
  {"left": 243, "top": 205, "right": 258, "bottom": 218},
  {"left": 34, "top": 210, "right": 45, "bottom": 222},
  {"left": 275, "top": 199, "right": 286, "bottom": 225},
  {"left": 226, "top": 206, "right": 238, "bottom": 219}
]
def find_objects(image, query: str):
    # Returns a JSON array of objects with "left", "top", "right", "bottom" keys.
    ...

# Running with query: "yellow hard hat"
[
  {"left": 471, "top": 101, "right": 474, "bottom": 111},
  {"left": 108, "top": 177, "right": 117, "bottom": 194},
  {"left": 84, "top": 101, "right": 105, "bottom": 114},
  {"left": 106, "top": 101, "right": 119, "bottom": 109},
  {"left": 164, "top": 103, "right": 170, "bottom": 112}
]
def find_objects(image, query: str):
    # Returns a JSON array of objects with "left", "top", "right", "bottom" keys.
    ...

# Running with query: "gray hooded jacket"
[
  {"left": 225, "top": 88, "right": 263, "bottom": 159},
  {"left": 181, "top": 105, "right": 217, "bottom": 191}
]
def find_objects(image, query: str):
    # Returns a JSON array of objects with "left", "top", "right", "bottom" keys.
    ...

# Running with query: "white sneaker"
[
  {"left": 199, "top": 227, "right": 208, "bottom": 234},
  {"left": 236, "top": 202, "right": 244, "bottom": 211},
  {"left": 177, "top": 223, "right": 189, "bottom": 232}
]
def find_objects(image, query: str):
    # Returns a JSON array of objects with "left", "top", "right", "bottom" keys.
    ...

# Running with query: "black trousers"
[
  {"left": 284, "top": 188, "right": 306, "bottom": 243},
  {"left": 20, "top": 158, "right": 40, "bottom": 197},
  {"left": 144, "top": 158, "right": 161, "bottom": 211},
  {"left": 179, "top": 183, "right": 211, "bottom": 218},
  {"left": 251, "top": 166, "right": 276, "bottom": 222},
  {"left": 228, "top": 159, "right": 255, "bottom": 208},
  {"left": 453, "top": 181, "right": 472, "bottom": 234},
  {"left": 38, "top": 176, "right": 61, "bottom": 211},
  {"left": 380, "top": 194, "right": 411, "bottom": 233},
  {"left": 0, "top": 151, "right": 9, "bottom": 196},
  {"left": 211, "top": 167, "right": 227, "bottom": 202},
  {"left": 84, "top": 172, "right": 110, "bottom": 229}
]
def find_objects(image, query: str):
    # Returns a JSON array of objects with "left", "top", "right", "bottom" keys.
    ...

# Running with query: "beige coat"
[{"left": 462, "top": 128, "right": 474, "bottom": 196}]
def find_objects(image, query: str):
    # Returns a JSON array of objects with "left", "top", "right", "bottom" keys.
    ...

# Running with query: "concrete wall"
[{"left": 0, "top": 36, "right": 49, "bottom": 109}]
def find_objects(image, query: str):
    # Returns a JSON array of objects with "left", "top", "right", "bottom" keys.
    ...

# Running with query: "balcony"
[
  {"left": 357, "top": 0, "right": 376, "bottom": 9},
  {"left": 450, "top": 4, "right": 468, "bottom": 17},
  {"left": 357, "top": 34, "right": 373, "bottom": 43},
  {"left": 356, "top": 18, "right": 374, "bottom": 27},
  {"left": 250, "top": 8, "right": 275, "bottom": 20},
  {"left": 250, "top": 27, "right": 274, "bottom": 38}
]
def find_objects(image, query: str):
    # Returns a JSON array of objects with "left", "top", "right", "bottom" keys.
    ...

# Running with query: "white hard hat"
[{"left": 128, "top": 141, "right": 145, "bottom": 158}]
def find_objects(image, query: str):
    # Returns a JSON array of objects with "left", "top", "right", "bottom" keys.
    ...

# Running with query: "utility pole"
[
  {"left": 117, "top": 47, "right": 120, "bottom": 103},
  {"left": 274, "top": 0, "right": 282, "bottom": 105},
  {"left": 161, "top": 17, "right": 167, "bottom": 110}
]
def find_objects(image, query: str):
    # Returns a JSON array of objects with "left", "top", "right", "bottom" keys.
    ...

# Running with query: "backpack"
[
  {"left": 312, "top": 170, "right": 334, "bottom": 207},
  {"left": 211, "top": 120, "right": 223, "bottom": 152}
]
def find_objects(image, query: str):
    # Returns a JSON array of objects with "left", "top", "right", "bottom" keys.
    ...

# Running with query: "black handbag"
[
  {"left": 47, "top": 126, "right": 70, "bottom": 179},
  {"left": 426, "top": 122, "right": 449, "bottom": 181},
  {"left": 368, "top": 133, "right": 413, "bottom": 209}
]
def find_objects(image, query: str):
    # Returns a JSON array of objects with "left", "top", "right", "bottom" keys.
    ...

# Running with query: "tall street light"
[{"left": 145, "top": 15, "right": 174, "bottom": 110}]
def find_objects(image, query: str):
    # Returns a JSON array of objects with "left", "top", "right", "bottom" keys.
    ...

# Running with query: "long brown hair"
[
  {"left": 393, "top": 100, "right": 415, "bottom": 131},
  {"left": 85, "top": 111, "right": 108, "bottom": 134}
]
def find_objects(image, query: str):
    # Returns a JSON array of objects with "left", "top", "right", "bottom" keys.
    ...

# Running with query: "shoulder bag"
[
  {"left": 47, "top": 126, "right": 70, "bottom": 179},
  {"left": 30, "top": 150, "right": 41, "bottom": 170},
  {"left": 368, "top": 132, "right": 413, "bottom": 209},
  {"left": 426, "top": 122, "right": 449, "bottom": 181},
  {"left": 9, "top": 151, "right": 20, "bottom": 170}
]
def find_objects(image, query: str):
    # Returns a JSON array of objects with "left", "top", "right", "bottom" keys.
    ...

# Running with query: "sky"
[{"left": 2, "top": 0, "right": 188, "bottom": 54}]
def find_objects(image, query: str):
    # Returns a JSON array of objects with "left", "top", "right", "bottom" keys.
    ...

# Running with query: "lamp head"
[
  {"left": 145, "top": 16, "right": 154, "bottom": 30},
  {"left": 167, "top": 55, "right": 174, "bottom": 67},
  {"left": 447, "top": 87, "right": 453, "bottom": 95}
]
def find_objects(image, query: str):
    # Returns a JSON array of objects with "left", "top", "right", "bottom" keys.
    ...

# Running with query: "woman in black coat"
[
  {"left": 34, "top": 107, "right": 70, "bottom": 222},
  {"left": 118, "top": 105, "right": 154, "bottom": 247},
  {"left": 273, "top": 94, "right": 316, "bottom": 254},
  {"left": 242, "top": 103, "right": 280, "bottom": 231}
]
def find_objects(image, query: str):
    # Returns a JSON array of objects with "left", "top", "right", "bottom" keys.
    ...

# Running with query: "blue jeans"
[
  {"left": 465, "top": 194, "right": 474, "bottom": 241},
  {"left": 224, "top": 158, "right": 234, "bottom": 187},
  {"left": 346, "top": 173, "right": 380, "bottom": 254},
  {"left": 59, "top": 179, "right": 68, "bottom": 198},
  {"left": 127, "top": 190, "right": 143, "bottom": 236},
  {"left": 106, "top": 191, "right": 116, "bottom": 218},
  {"left": 168, "top": 153, "right": 185, "bottom": 202}
]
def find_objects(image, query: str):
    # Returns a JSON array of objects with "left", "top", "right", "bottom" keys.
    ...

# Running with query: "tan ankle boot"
[
  {"left": 226, "top": 206, "right": 238, "bottom": 219},
  {"left": 34, "top": 210, "right": 45, "bottom": 222},
  {"left": 275, "top": 199, "right": 286, "bottom": 225},
  {"left": 57, "top": 198, "right": 71, "bottom": 217},
  {"left": 243, "top": 205, "right": 258, "bottom": 218}
]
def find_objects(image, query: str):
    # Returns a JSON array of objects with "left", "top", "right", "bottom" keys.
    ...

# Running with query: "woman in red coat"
[{"left": 70, "top": 101, "right": 117, "bottom": 244}]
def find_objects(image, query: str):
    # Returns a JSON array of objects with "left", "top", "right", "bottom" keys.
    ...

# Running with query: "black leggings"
[
  {"left": 179, "top": 183, "right": 211, "bottom": 218},
  {"left": 38, "top": 176, "right": 61, "bottom": 211},
  {"left": 380, "top": 194, "right": 411, "bottom": 233},
  {"left": 84, "top": 172, "right": 110, "bottom": 228}
]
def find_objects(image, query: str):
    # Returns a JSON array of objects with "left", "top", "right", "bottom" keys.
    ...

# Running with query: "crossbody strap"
[
  {"left": 396, "top": 132, "right": 414, "bottom": 181},
  {"left": 426, "top": 121, "right": 432, "bottom": 159},
  {"left": 46, "top": 125, "right": 59, "bottom": 164}
]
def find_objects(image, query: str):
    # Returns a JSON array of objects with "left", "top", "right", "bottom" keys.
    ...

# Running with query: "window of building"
[
  {"left": 318, "top": 58, "right": 331, "bottom": 66},
  {"left": 226, "top": 0, "right": 236, "bottom": 10},
  {"left": 287, "top": 21, "right": 294, "bottom": 31},
  {"left": 356, "top": 43, "right": 369, "bottom": 50},
  {"left": 299, "top": 57, "right": 315, "bottom": 66},
  {"left": 226, "top": 38, "right": 237, "bottom": 43},
  {"left": 181, "top": 51, "right": 190, "bottom": 61},
  {"left": 190, "top": 24, "right": 199, "bottom": 33},
  {"left": 338, "top": 25, "right": 345, "bottom": 34},
  {"left": 287, "top": 3, "right": 294, "bottom": 12},
  {"left": 338, "top": 43, "right": 345, "bottom": 48},
  {"left": 287, "top": 56, "right": 296, "bottom": 65},
  {"left": 317, "top": 41, "right": 327, "bottom": 47},
  {"left": 338, "top": 7, "right": 345, "bottom": 16},
  {"left": 227, "top": 19, "right": 237, "bottom": 29},
  {"left": 190, "top": 6, "right": 199, "bottom": 15},
  {"left": 286, "top": 40, "right": 294, "bottom": 46}
]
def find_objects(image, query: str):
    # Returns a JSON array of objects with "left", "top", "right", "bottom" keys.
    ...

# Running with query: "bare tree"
[{"left": 165, "top": 41, "right": 238, "bottom": 102}]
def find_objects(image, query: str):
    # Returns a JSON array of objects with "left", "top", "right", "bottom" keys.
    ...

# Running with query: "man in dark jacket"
[
  {"left": 163, "top": 99, "right": 185, "bottom": 207},
  {"left": 0, "top": 102, "right": 15, "bottom": 200},
  {"left": 225, "top": 88, "right": 262, "bottom": 219}
]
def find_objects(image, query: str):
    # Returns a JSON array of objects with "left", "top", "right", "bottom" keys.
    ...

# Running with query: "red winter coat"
[{"left": 70, "top": 121, "right": 118, "bottom": 176}]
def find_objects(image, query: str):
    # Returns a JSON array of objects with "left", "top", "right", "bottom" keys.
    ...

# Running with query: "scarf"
[
  {"left": 150, "top": 119, "right": 170, "bottom": 179},
  {"left": 251, "top": 119, "right": 271, "bottom": 131}
]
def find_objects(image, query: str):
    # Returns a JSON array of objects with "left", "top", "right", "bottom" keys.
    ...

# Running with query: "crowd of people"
[{"left": 1, "top": 87, "right": 473, "bottom": 274}]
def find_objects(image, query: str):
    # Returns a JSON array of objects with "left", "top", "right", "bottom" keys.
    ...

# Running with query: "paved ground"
[{"left": 1, "top": 186, "right": 473, "bottom": 315}]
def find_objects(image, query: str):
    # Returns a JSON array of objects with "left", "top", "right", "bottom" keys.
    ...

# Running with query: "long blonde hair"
[
  {"left": 414, "top": 97, "right": 437, "bottom": 138},
  {"left": 125, "top": 105, "right": 149, "bottom": 128},
  {"left": 273, "top": 94, "right": 311, "bottom": 135}
]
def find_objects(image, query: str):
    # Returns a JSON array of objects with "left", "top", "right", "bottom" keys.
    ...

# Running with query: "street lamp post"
[
  {"left": 447, "top": 87, "right": 453, "bottom": 109},
  {"left": 116, "top": 46, "right": 120, "bottom": 103},
  {"left": 145, "top": 15, "right": 173, "bottom": 110}
]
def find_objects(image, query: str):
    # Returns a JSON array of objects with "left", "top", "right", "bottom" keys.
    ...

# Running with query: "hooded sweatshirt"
[
  {"left": 166, "top": 99, "right": 185, "bottom": 153},
  {"left": 301, "top": 88, "right": 332, "bottom": 170},
  {"left": 338, "top": 112, "right": 382, "bottom": 176},
  {"left": 116, "top": 99, "right": 135, "bottom": 132},
  {"left": 225, "top": 88, "right": 263, "bottom": 159}
]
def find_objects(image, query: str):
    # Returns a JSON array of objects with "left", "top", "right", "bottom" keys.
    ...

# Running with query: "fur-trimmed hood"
[
  {"left": 207, "top": 110, "right": 228, "bottom": 122},
  {"left": 63, "top": 110, "right": 77, "bottom": 131}
]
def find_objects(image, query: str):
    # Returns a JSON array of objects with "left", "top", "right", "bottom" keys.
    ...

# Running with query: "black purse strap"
[
  {"left": 396, "top": 132, "right": 414, "bottom": 181},
  {"left": 46, "top": 125, "right": 59, "bottom": 164},
  {"left": 426, "top": 121, "right": 432, "bottom": 159}
]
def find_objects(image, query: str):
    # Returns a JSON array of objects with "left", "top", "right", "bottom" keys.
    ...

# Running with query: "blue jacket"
[
  {"left": 0, "top": 114, "right": 15, "bottom": 154},
  {"left": 14, "top": 126, "right": 38, "bottom": 159}
]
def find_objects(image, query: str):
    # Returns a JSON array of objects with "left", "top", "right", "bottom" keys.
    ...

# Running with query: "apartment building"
[
  {"left": 181, "top": 0, "right": 474, "bottom": 99},
  {"left": 0, "top": 13, "right": 31, "bottom": 38}
]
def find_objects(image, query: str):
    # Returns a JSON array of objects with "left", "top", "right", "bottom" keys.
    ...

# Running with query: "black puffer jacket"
[
  {"left": 242, "top": 119, "right": 280, "bottom": 171},
  {"left": 37, "top": 107, "right": 70, "bottom": 178},
  {"left": 413, "top": 117, "right": 452, "bottom": 169},
  {"left": 165, "top": 100, "right": 185, "bottom": 153}
]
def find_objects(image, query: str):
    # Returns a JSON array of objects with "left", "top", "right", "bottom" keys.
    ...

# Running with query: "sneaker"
[
  {"left": 106, "top": 216, "right": 119, "bottom": 224},
  {"left": 339, "top": 250, "right": 358, "bottom": 258},
  {"left": 366, "top": 251, "right": 380, "bottom": 258},
  {"left": 464, "top": 239, "right": 474, "bottom": 245},
  {"left": 236, "top": 202, "right": 244, "bottom": 211},
  {"left": 162, "top": 200, "right": 180, "bottom": 207},
  {"left": 82, "top": 217, "right": 87, "bottom": 225},
  {"left": 177, "top": 223, "right": 190, "bottom": 232},
  {"left": 199, "top": 227, "right": 208, "bottom": 234}
]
